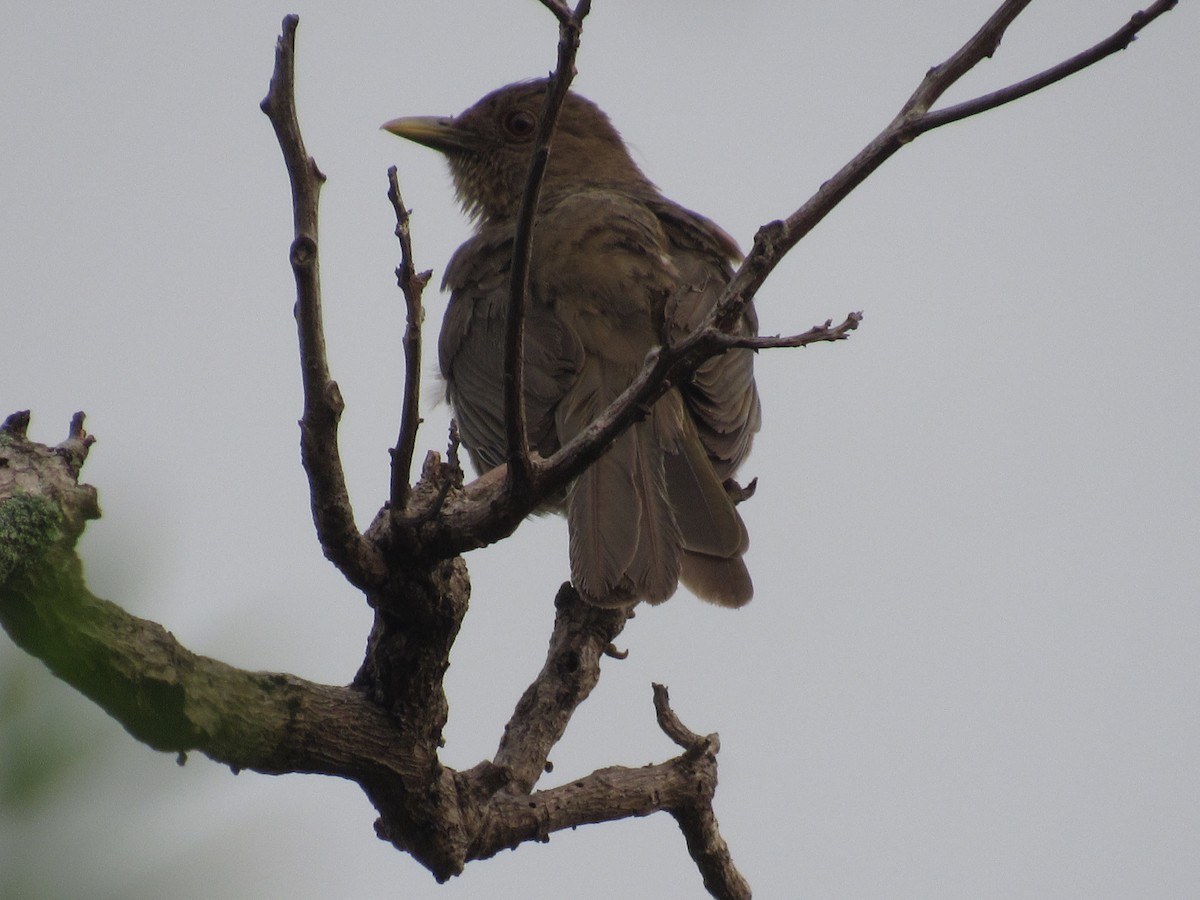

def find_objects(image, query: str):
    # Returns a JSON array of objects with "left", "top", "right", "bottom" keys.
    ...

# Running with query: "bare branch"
[
  {"left": 652, "top": 683, "right": 707, "bottom": 751},
  {"left": 913, "top": 0, "right": 1180, "bottom": 135},
  {"left": 714, "top": 312, "right": 863, "bottom": 352},
  {"left": 474, "top": 753, "right": 709, "bottom": 857},
  {"left": 534, "top": 0, "right": 572, "bottom": 25},
  {"left": 899, "top": 0, "right": 1035, "bottom": 118},
  {"left": 672, "top": 796, "right": 752, "bottom": 900},
  {"left": 386, "top": 166, "right": 432, "bottom": 516},
  {"left": 503, "top": 1, "right": 591, "bottom": 492},
  {"left": 651, "top": 684, "right": 750, "bottom": 900},
  {"left": 261, "top": 15, "right": 385, "bottom": 591},
  {"left": 0, "top": 415, "right": 383, "bottom": 779},
  {"left": 533, "top": 0, "right": 592, "bottom": 30},
  {"left": 1, "top": 417, "right": 734, "bottom": 886},
  {"left": 711, "top": 0, "right": 1179, "bottom": 328},
  {"left": 477, "top": 673, "right": 749, "bottom": 900},
  {"left": 493, "top": 584, "right": 630, "bottom": 792}
]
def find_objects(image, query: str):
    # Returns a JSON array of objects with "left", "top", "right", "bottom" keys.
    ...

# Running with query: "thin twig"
[
  {"left": 900, "top": 0, "right": 1035, "bottom": 119},
  {"left": 912, "top": 0, "right": 1179, "bottom": 136},
  {"left": 386, "top": 166, "right": 432, "bottom": 515},
  {"left": 502, "top": 2, "right": 591, "bottom": 493},
  {"left": 713, "top": 312, "right": 863, "bottom": 351},
  {"left": 261, "top": 15, "right": 385, "bottom": 591},
  {"left": 652, "top": 683, "right": 707, "bottom": 752}
]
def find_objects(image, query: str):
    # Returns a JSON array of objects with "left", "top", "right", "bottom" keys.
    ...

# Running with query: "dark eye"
[{"left": 503, "top": 109, "right": 537, "bottom": 138}]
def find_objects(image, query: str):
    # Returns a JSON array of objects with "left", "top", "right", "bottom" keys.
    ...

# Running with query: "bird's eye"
[{"left": 503, "top": 110, "right": 537, "bottom": 139}]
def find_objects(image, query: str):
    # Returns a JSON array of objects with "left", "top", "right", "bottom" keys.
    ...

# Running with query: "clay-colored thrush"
[{"left": 383, "top": 80, "right": 761, "bottom": 607}]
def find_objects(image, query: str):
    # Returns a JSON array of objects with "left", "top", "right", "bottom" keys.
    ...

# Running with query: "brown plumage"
[{"left": 383, "top": 80, "right": 761, "bottom": 607}]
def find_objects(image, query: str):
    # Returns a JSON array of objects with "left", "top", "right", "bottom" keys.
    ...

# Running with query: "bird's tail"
[
  {"left": 566, "top": 420, "right": 680, "bottom": 606},
  {"left": 661, "top": 399, "right": 752, "bottom": 608},
  {"left": 562, "top": 386, "right": 751, "bottom": 608}
]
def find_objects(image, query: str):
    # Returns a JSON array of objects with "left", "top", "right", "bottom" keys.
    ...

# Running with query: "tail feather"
[
  {"left": 626, "top": 427, "right": 682, "bottom": 603},
  {"left": 566, "top": 423, "right": 681, "bottom": 606},
  {"left": 680, "top": 551, "right": 753, "bottom": 608},
  {"left": 566, "top": 436, "right": 640, "bottom": 603},
  {"left": 560, "top": 368, "right": 749, "bottom": 608}
]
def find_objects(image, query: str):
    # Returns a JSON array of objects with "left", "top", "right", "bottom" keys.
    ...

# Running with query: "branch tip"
[
  {"left": 652, "top": 684, "right": 713, "bottom": 753},
  {"left": 2, "top": 410, "right": 31, "bottom": 436},
  {"left": 387, "top": 165, "right": 428, "bottom": 515}
]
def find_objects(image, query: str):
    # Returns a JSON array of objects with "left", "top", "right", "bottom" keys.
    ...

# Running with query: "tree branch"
[
  {"left": 492, "top": 583, "right": 630, "bottom": 792},
  {"left": 713, "top": 0, "right": 1178, "bottom": 329},
  {"left": 715, "top": 312, "right": 863, "bottom": 351},
  {"left": 652, "top": 684, "right": 750, "bottom": 900},
  {"left": 261, "top": 14, "right": 385, "bottom": 592},
  {"left": 0, "top": 415, "right": 738, "bottom": 888},
  {"left": 472, "top": 752, "right": 711, "bottom": 859},
  {"left": 912, "top": 0, "right": 1179, "bottom": 136},
  {"left": 502, "top": 0, "right": 591, "bottom": 492},
  {"left": 386, "top": 166, "right": 433, "bottom": 516}
]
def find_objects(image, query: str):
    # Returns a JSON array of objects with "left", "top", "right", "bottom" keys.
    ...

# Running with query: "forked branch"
[{"left": 711, "top": 0, "right": 1179, "bottom": 327}]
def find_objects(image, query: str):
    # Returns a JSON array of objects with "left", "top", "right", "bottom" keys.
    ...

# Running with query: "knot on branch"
[
  {"left": 390, "top": 450, "right": 464, "bottom": 529},
  {"left": 750, "top": 219, "right": 786, "bottom": 264},
  {"left": 289, "top": 234, "right": 318, "bottom": 267}
]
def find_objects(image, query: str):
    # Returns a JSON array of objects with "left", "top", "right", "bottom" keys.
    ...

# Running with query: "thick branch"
[
  {"left": 472, "top": 754, "right": 710, "bottom": 859},
  {"left": 492, "top": 583, "right": 630, "bottom": 792},
  {"left": 261, "top": 15, "right": 384, "bottom": 592},
  {"left": 0, "top": 415, "right": 403, "bottom": 781},
  {"left": 472, "top": 680, "right": 746, "bottom": 900},
  {"left": 0, "top": 416, "right": 723, "bottom": 887}
]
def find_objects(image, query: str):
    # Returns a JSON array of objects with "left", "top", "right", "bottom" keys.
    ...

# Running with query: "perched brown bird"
[{"left": 383, "top": 80, "right": 761, "bottom": 607}]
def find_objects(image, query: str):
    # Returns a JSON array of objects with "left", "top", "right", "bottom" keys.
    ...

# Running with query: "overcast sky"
[{"left": 3, "top": 2, "right": 1199, "bottom": 898}]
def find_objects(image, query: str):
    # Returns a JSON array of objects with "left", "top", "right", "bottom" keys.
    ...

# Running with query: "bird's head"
[{"left": 382, "top": 79, "right": 650, "bottom": 222}]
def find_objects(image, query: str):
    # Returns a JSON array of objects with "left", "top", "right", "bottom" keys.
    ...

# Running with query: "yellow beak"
[{"left": 380, "top": 116, "right": 476, "bottom": 154}]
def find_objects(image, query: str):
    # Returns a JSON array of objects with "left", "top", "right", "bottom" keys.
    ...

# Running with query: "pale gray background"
[{"left": 3, "top": 2, "right": 1198, "bottom": 898}]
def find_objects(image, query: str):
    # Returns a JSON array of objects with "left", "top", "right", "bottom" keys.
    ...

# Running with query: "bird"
[{"left": 383, "top": 80, "right": 761, "bottom": 608}]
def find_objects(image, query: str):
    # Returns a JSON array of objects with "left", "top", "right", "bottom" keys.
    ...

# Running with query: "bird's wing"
[
  {"left": 534, "top": 190, "right": 750, "bottom": 605},
  {"left": 653, "top": 201, "right": 762, "bottom": 480},
  {"left": 440, "top": 229, "right": 582, "bottom": 474}
]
